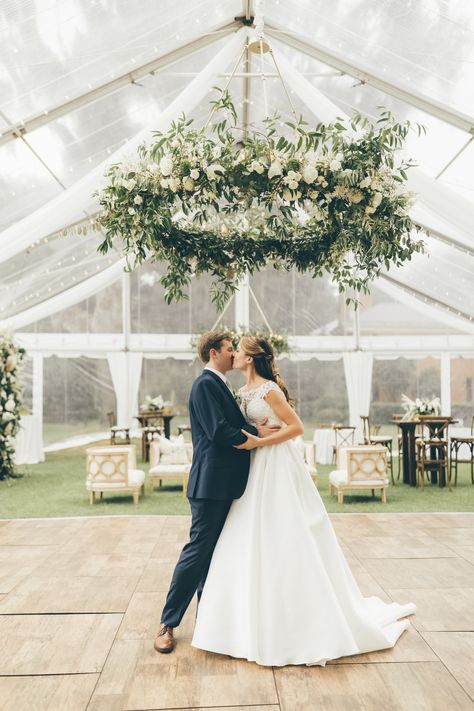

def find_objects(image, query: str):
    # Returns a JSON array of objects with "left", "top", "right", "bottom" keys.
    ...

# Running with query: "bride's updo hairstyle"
[{"left": 240, "top": 336, "right": 294, "bottom": 406}]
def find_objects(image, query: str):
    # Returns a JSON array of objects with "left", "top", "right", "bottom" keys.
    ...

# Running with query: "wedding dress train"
[{"left": 192, "top": 381, "right": 415, "bottom": 666}]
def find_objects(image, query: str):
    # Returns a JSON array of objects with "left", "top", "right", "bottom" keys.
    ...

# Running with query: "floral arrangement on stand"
[
  {"left": 0, "top": 333, "right": 25, "bottom": 480},
  {"left": 140, "top": 394, "right": 173, "bottom": 413},
  {"left": 401, "top": 394, "right": 441, "bottom": 420},
  {"left": 191, "top": 327, "right": 289, "bottom": 357},
  {"left": 95, "top": 90, "right": 424, "bottom": 310}
]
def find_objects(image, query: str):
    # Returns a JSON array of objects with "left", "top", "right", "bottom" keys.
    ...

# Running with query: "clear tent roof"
[{"left": 1, "top": 0, "right": 474, "bottom": 340}]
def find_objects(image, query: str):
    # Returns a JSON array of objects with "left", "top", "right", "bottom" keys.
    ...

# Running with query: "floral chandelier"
[{"left": 95, "top": 23, "right": 424, "bottom": 310}]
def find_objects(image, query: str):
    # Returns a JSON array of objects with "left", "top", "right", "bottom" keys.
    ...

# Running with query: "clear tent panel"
[
  {"left": 277, "top": 357, "right": 349, "bottom": 427},
  {"left": 139, "top": 356, "right": 203, "bottom": 423},
  {"left": 42, "top": 355, "right": 115, "bottom": 445},
  {"left": 267, "top": 0, "right": 474, "bottom": 115},
  {"left": 450, "top": 356, "right": 474, "bottom": 427},
  {"left": 371, "top": 356, "right": 441, "bottom": 425}
]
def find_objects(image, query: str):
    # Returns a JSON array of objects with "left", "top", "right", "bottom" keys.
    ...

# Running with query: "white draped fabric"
[
  {"left": 107, "top": 352, "right": 143, "bottom": 428},
  {"left": 343, "top": 352, "right": 374, "bottom": 443},
  {"left": 0, "top": 259, "right": 126, "bottom": 332},
  {"left": 14, "top": 415, "right": 44, "bottom": 465},
  {"left": 273, "top": 48, "right": 474, "bottom": 250},
  {"left": 0, "top": 28, "right": 248, "bottom": 264}
]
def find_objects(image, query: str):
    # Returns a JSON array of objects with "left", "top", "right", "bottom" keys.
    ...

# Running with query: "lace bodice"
[{"left": 239, "top": 381, "right": 283, "bottom": 427}]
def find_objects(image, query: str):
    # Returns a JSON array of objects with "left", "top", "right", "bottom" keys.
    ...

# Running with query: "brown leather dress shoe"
[{"left": 154, "top": 625, "right": 175, "bottom": 654}]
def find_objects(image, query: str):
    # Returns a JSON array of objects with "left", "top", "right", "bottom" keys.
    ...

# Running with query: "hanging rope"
[{"left": 202, "top": 42, "right": 248, "bottom": 133}]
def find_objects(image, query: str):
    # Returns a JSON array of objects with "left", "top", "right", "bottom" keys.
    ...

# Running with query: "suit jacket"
[{"left": 186, "top": 370, "right": 258, "bottom": 500}]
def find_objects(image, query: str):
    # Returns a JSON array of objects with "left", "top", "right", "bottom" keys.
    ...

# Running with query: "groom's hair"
[{"left": 198, "top": 331, "right": 233, "bottom": 363}]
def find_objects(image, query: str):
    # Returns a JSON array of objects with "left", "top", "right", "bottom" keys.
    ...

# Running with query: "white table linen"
[{"left": 313, "top": 428, "right": 334, "bottom": 464}]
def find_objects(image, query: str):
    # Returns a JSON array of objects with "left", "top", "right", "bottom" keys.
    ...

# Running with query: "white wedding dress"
[{"left": 192, "top": 381, "right": 415, "bottom": 667}]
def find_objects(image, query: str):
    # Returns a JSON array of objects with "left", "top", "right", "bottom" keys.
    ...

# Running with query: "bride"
[{"left": 192, "top": 335, "right": 415, "bottom": 667}]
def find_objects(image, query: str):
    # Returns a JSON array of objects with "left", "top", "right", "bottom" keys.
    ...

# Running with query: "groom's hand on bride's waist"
[
  {"left": 233, "top": 430, "right": 260, "bottom": 450},
  {"left": 257, "top": 419, "right": 281, "bottom": 438}
]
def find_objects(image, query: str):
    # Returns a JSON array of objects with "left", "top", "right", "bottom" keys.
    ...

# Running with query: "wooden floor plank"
[
  {"left": 275, "top": 661, "right": 473, "bottom": 711},
  {"left": 328, "top": 624, "right": 437, "bottom": 665},
  {"left": 363, "top": 557, "right": 474, "bottom": 589},
  {"left": 0, "top": 613, "right": 121, "bottom": 674},
  {"left": 0, "top": 674, "right": 98, "bottom": 711},
  {"left": 0, "top": 545, "right": 56, "bottom": 594},
  {"left": 386, "top": 588, "right": 474, "bottom": 631},
  {"left": 421, "top": 632, "right": 474, "bottom": 701},
  {"left": 0, "top": 574, "right": 140, "bottom": 614},
  {"left": 342, "top": 535, "right": 457, "bottom": 560},
  {"left": 0, "top": 519, "right": 85, "bottom": 546}
]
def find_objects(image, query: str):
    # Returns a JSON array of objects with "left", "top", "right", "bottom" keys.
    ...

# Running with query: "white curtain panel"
[
  {"left": 343, "top": 351, "right": 374, "bottom": 443},
  {"left": 107, "top": 352, "right": 143, "bottom": 428},
  {"left": 0, "top": 27, "right": 248, "bottom": 264},
  {"left": 273, "top": 48, "right": 474, "bottom": 250}
]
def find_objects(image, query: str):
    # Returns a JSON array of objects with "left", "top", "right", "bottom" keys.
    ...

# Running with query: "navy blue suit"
[{"left": 161, "top": 370, "right": 258, "bottom": 628}]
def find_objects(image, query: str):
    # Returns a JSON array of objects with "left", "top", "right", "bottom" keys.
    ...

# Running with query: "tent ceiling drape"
[{"left": 1, "top": 2, "right": 474, "bottom": 343}]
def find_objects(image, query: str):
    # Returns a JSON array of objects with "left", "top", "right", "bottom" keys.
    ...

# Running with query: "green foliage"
[
  {"left": 95, "top": 90, "right": 424, "bottom": 310},
  {"left": 191, "top": 326, "right": 290, "bottom": 356}
]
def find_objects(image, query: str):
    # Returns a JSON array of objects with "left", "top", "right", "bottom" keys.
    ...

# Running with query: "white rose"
[
  {"left": 171, "top": 139, "right": 180, "bottom": 148},
  {"left": 236, "top": 149, "right": 246, "bottom": 163},
  {"left": 159, "top": 156, "right": 173, "bottom": 176},
  {"left": 206, "top": 163, "right": 224, "bottom": 180},
  {"left": 283, "top": 188, "right": 293, "bottom": 201},
  {"left": 268, "top": 160, "right": 282, "bottom": 179},
  {"left": 302, "top": 165, "right": 318, "bottom": 184},
  {"left": 183, "top": 177, "right": 195, "bottom": 191},
  {"left": 371, "top": 192, "right": 383, "bottom": 208},
  {"left": 160, "top": 178, "right": 170, "bottom": 189},
  {"left": 4, "top": 422, "right": 13, "bottom": 435},
  {"left": 287, "top": 170, "right": 301, "bottom": 181},
  {"left": 349, "top": 191, "right": 364, "bottom": 204},
  {"left": 128, "top": 207, "right": 136, "bottom": 215},
  {"left": 359, "top": 177, "right": 371, "bottom": 189},
  {"left": 288, "top": 180, "right": 299, "bottom": 190},
  {"left": 365, "top": 206, "right": 376, "bottom": 215},
  {"left": 190, "top": 168, "right": 199, "bottom": 180},
  {"left": 169, "top": 177, "right": 181, "bottom": 192},
  {"left": 0, "top": 390, "right": 6, "bottom": 399},
  {"left": 329, "top": 159, "right": 341, "bottom": 171},
  {"left": 123, "top": 178, "right": 136, "bottom": 191},
  {"left": 133, "top": 195, "right": 143, "bottom": 205},
  {"left": 5, "top": 399, "right": 15, "bottom": 412},
  {"left": 2, "top": 412, "right": 14, "bottom": 422},
  {"left": 316, "top": 176, "right": 325, "bottom": 185},
  {"left": 250, "top": 160, "right": 264, "bottom": 174}
]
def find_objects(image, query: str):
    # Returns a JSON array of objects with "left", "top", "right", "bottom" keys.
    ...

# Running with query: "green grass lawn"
[{"left": 1, "top": 438, "right": 473, "bottom": 518}]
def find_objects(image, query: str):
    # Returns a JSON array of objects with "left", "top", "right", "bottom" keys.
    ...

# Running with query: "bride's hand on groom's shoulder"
[{"left": 233, "top": 431, "right": 260, "bottom": 450}]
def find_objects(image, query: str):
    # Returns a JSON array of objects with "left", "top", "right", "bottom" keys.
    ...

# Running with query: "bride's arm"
[{"left": 235, "top": 390, "right": 303, "bottom": 449}]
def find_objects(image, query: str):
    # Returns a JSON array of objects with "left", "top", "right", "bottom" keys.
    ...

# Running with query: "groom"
[{"left": 154, "top": 331, "right": 277, "bottom": 653}]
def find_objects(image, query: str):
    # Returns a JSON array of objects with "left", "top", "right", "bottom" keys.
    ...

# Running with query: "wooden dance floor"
[{"left": 0, "top": 513, "right": 473, "bottom": 710}]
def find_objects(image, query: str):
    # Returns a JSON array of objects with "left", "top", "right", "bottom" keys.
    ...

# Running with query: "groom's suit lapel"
[{"left": 202, "top": 370, "right": 242, "bottom": 417}]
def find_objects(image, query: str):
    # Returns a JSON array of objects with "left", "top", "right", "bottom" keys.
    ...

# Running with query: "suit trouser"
[{"left": 160, "top": 497, "right": 232, "bottom": 628}]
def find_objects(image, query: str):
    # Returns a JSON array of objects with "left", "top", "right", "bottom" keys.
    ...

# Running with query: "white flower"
[
  {"left": 169, "top": 177, "right": 181, "bottom": 192},
  {"left": 329, "top": 159, "right": 342, "bottom": 171},
  {"left": 236, "top": 149, "right": 247, "bottom": 163},
  {"left": 123, "top": 178, "right": 136, "bottom": 191},
  {"left": 4, "top": 422, "right": 13, "bottom": 435},
  {"left": 171, "top": 139, "right": 180, "bottom": 148},
  {"left": 349, "top": 190, "right": 364, "bottom": 204},
  {"left": 250, "top": 160, "right": 264, "bottom": 174},
  {"left": 288, "top": 180, "right": 299, "bottom": 190},
  {"left": 371, "top": 192, "right": 383, "bottom": 208},
  {"left": 206, "top": 163, "right": 224, "bottom": 180},
  {"left": 128, "top": 207, "right": 136, "bottom": 215},
  {"left": 268, "top": 160, "right": 283, "bottom": 179},
  {"left": 212, "top": 146, "right": 222, "bottom": 159},
  {"left": 2, "top": 412, "right": 14, "bottom": 422},
  {"left": 359, "top": 177, "right": 371, "bottom": 189},
  {"left": 190, "top": 168, "right": 200, "bottom": 180},
  {"left": 183, "top": 177, "right": 195, "bottom": 191},
  {"left": 4, "top": 399, "right": 15, "bottom": 412},
  {"left": 160, "top": 178, "right": 170, "bottom": 189},
  {"left": 365, "top": 206, "right": 376, "bottom": 215},
  {"left": 283, "top": 188, "right": 294, "bottom": 201},
  {"left": 287, "top": 170, "right": 301, "bottom": 181},
  {"left": 159, "top": 155, "right": 173, "bottom": 176},
  {"left": 133, "top": 195, "right": 143, "bottom": 205},
  {"left": 302, "top": 165, "right": 318, "bottom": 184}
]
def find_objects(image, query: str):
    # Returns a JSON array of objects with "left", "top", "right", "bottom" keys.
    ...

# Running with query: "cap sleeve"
[{"left": 260, "top": 380, "right": 281, "bottom": 398}]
